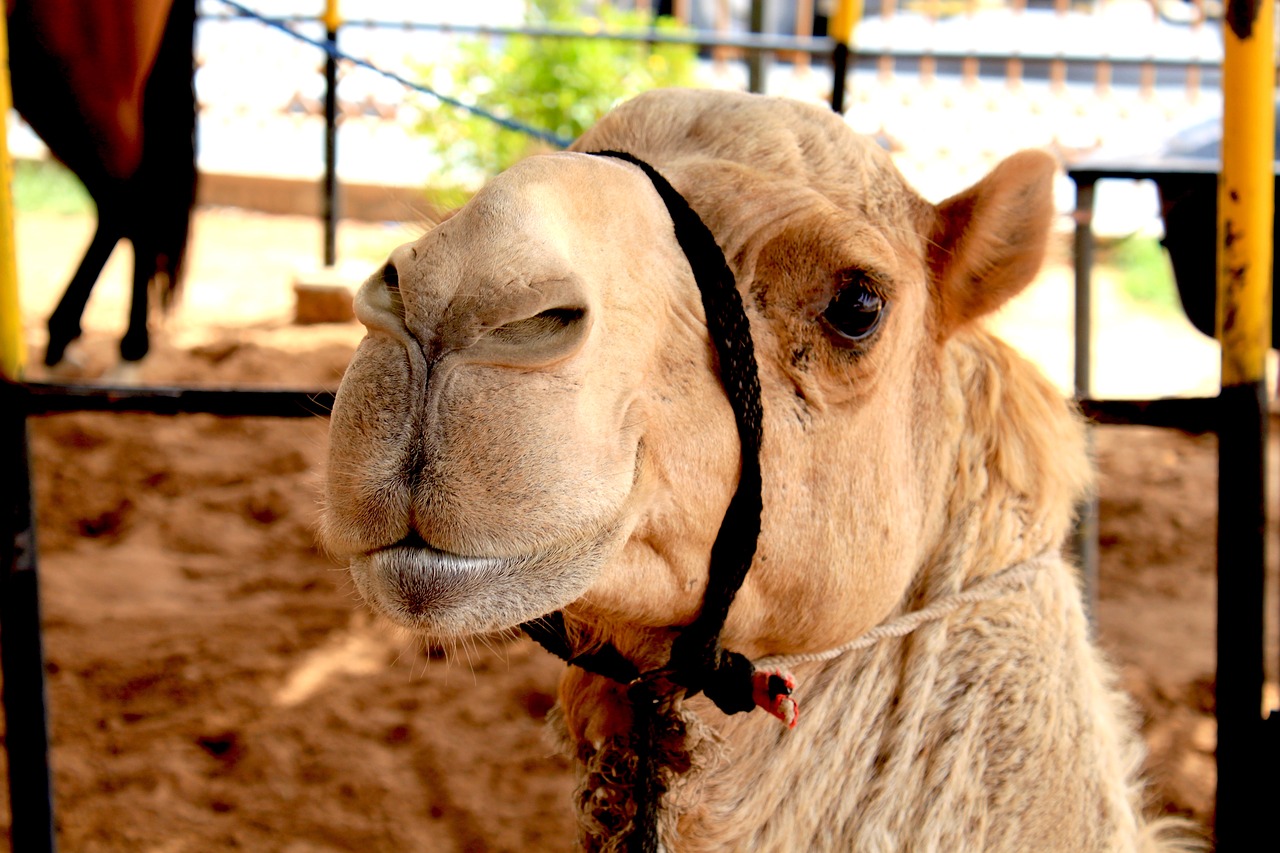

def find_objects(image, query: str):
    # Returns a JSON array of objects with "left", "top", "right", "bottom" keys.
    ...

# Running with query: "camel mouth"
[{"left": 349, "top": 527, "right": 620, "bottom": 638}]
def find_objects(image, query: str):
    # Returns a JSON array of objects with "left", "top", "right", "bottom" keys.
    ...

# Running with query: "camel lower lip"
[
  {"left": 350, "top": 532, "right": 615, "bottom": 637},
  {"left": 361, "top": 545, "right": 518, "bottom": 614}
]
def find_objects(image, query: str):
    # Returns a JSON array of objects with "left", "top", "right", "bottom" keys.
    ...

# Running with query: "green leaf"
[{"left": 413, "top": 0, "right": 696, "bottom": 195}]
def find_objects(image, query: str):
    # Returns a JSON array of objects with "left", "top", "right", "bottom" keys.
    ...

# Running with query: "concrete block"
[{"left": 292, "top": 267, "right": 358, "bottom": 325}]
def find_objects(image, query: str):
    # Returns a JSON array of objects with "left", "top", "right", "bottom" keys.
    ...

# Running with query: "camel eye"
[{"left": 822, "top": 273, "right": 884, "bottom": 343}]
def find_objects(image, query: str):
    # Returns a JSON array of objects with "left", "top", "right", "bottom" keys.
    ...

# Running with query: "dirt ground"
[{"left": 2, "top": 204, "right": 1275, "bottom": 850}]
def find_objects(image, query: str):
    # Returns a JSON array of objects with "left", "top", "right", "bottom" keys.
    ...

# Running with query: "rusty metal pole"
[{"left": 1215, "top": 1, "right": 1275, "bottom": 847}]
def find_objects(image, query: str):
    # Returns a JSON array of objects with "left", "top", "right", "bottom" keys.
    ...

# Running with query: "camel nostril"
[{"left": 382, "top": 263, "right": 405, "bottom": 319}]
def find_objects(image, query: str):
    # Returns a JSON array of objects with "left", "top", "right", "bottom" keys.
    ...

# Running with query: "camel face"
[
  {"left": 324, "top": 152, "right": 740, "bottom": 637},
  {"left": 324, "top": 90, "right": 1056, "bottom": 655}
]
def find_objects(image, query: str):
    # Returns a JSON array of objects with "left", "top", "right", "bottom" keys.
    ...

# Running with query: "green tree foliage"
[{"left": 418, "top": 0, "right": 695, "bottom": 199}]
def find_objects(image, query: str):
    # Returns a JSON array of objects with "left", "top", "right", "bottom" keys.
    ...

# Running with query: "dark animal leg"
[
  {"left": 119, "top": 240, "right": 158, "bottom": 362},
  {"left": 44, "top": 221, "right": 121, "bottom": 366},
  {"left": 116, "top": 0, "right": 198, "bottom": 365}
]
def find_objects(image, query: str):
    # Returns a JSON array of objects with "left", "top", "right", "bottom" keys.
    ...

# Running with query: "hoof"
[
  {"left": 44, "top": 336, "right": 78, "bottom": 368},
  {"left": 46, "top": 316, "right": 84, "bottom": 367},
  {"left": 119, "top": 334, "right": 149, "bottom": 363},
  {"left": 42, "top": 339, "right": 88, "bottom": 375}
]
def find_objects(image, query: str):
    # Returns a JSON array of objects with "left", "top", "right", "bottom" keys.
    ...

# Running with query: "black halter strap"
[
  {"left": 518, "top": 150, "right": 766, "bottom": 851},
  {"left": 521, "top": 150, "right": 764, "bottom": 706},
  {"left": 594, "top": 151, "right": 764, "bottom": 709}
]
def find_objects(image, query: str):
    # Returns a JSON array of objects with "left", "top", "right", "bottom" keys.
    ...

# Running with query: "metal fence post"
[
  {"left": 1, "top": 390, "right": 57, "bottom": 853},
  {"left": 0, "top": 9, "right": 22, "bottom": 380},
  {"left": 1215, "top": 0, "right": 1276, "bottom": 846},
  {"left": 322, "top": 0, "right": 341, "bottom": 268},
  {"left": 747, "top": 0, "right": 765, "bottom": 94},
  {"left": 0, "top": 14, "right": 57, "bottom": 850},
  {"left": 1072, "top": 177, "right": 1099, "bottom": 627},
  {"left": 829, "top": 0, "right": 861, "bottom": 113}
]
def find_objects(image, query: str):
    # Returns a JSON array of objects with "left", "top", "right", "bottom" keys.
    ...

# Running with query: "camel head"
[{"left": 322, "top": 89, "right": 1061, "bottom": 666}]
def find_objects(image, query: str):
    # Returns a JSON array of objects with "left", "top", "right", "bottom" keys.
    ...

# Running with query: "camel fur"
[{"left": 323, "top": 89, "right": 1191, "bottom": 851}]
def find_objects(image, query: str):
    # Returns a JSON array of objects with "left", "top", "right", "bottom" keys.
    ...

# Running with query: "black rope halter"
[{"left": 518, "top": 151, "right": 775, "bottom": 852}]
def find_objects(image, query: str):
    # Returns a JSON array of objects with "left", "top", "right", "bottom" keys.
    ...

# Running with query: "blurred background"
[{"left": 8, "top": 0, "right": 1232, "bottom": 398}]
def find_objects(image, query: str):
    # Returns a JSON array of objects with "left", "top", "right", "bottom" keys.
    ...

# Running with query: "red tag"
[{"left": 751, "top": 670, "right": 799, "bottom": 728}]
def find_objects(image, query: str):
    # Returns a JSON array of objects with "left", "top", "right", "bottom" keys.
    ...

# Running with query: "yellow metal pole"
[
  {"left": 1215, "top": 1, "right": 1276, "bottom": 846},
  {"left": 323, "top": 0, "right": 343, "bottom": 267},
  {"left": 323, "top": 0, "right": 343, "bottom": 34},
  {"left": 830, "top": 0, "right": 863, "bottom": 45},
  {"left": 829, "top": 0, "right": 864, "bottom": 113},
  {"left": 1218, "top": 0, "right": 1275, "bottom": 380},
  {"left": 0, "top": 10, "right": 25, "bottom": 380}
]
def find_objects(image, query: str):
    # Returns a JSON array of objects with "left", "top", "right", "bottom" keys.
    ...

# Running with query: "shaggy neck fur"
[{"left": 557, "top": 329, "right": 1185, "bottom": 852}]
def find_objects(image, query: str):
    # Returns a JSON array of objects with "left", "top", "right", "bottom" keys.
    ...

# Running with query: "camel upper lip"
[{"left": 374, "top": 531, "right": 470, "bottom": 557}]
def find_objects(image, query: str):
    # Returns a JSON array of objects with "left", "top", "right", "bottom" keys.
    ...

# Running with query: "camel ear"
[{"left": 928, "top": 150, "right": 1057, "bottom": 337}]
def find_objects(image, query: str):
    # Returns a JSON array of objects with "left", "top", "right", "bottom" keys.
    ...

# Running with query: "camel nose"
[
  {"left": 363, "top": 245, "right": 592, "bottom": 370},
  {"left": 353, "top": 262, "right": 412, "bottom": 343}
]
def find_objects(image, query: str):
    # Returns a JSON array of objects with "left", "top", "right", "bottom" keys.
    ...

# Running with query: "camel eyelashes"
[{"left": 821, "top": 270, "right": 885, "bottom": 344}]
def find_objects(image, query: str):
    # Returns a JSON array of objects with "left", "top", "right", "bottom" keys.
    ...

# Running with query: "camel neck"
[{"left": 662, "top": 559, "right": 1150, "bottom": 852}]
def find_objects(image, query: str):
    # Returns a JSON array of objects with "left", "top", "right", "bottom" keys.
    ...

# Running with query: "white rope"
[{"left": 752, "top": 554, "right": 1053, "bottom": 673}]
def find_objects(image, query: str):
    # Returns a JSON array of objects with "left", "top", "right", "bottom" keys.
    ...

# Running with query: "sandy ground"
[{"left": 2, "top": 202, "right": 1274, "bottom": 849}]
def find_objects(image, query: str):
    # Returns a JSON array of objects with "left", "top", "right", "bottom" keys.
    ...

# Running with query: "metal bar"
[
  {"left": 1073, "top": 179, "right": 1095, "bottom": 400},
  {"left": 747, "top": 0, "right": 765, "bottom": 94},
  {"left": 1215, "top": 0, "right": 1274, "bottom": 844},
  {"left": 1071, "top": 177, "right": 1098, "bottom": 626},
  {"left": 829, "top": 0, "right": 861, "bottom": 113},
  {"left": 322, "top": 5, "right": 340, "bottom": 268},
  {"left": 831, "top": 43, "right": 849, "bottom": 112},
  {"left": 1077, "top": 397, "right": 1218, "bottom": 434},
  {"left": 1215, "top": 383, "right": 1268, "bottom": 846},
  {"left": 1069, "top": 163, "right": 1220, "bottom": 181},
  {"left": 203, "top": 12, "right": 1231, "bottom": 68},
  {"left": 11, "top": 381, "right": 335, "bottom": 418},
  {"left": 1, "top": 397, "right": 57, "bottom": 853},
  {"left": 0, "top": 9, "right": 22, "bottom": 381},
  {"left": 0, "top": 13, "right": 52, "bottom": 849}
]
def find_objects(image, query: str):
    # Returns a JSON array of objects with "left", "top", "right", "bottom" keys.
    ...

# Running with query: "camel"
[{"left": 323, "top": 89, "right": 1190, "bottom": 851}]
